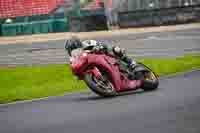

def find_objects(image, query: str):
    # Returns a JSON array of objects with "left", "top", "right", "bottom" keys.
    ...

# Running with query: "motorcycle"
[{"left": 68, "top": 48, "right": 159, "bottom": 97}]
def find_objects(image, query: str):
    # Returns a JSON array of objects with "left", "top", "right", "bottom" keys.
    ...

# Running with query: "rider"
[{"left": 65, "top": 36, "right": 137, "bottom": 72}]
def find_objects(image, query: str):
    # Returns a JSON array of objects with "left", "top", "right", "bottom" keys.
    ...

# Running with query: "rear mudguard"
[
  {"left": 134, "top": 63, "right": 149, "bottom": 73},
  {"left": 133, "top": 63, "right": 159, "bottom": 79}
]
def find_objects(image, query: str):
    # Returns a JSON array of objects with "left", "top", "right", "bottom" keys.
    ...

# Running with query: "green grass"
[
  {"left": 138, "top": 54, "right": 200, "bottom": 76},
  {"left": 0, "top": 65, "right": 87, "bottom": 103},
  {"left": 0, "top": 54, "right": 200, "bottom": 104}
]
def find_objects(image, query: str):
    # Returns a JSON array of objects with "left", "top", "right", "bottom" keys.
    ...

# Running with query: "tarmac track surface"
[
  {"left": 0, "top": 28, "right": 200, "bottom": 66},
  {"left": 0, "top": 71, "right": 200, "bottom": 133}
]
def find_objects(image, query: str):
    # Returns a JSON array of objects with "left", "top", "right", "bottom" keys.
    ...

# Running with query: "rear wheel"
[
  {"left": 84, "top": 69, "right": 116, "bottom": 97},
  {"left": 135, "top": 64, "right": 159, "bottom": 91}
]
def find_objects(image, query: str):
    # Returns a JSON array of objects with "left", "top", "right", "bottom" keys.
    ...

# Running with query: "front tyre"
[{"left": 84, "top": 73, "right": 116, "bottom": 97}]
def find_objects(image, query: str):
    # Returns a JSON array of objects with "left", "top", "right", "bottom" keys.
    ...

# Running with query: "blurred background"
[{"left": 0, "top": 0, "right": 200, "bottom": 36}]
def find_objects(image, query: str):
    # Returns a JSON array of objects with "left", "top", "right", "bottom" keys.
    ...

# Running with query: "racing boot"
[{"left": 127, "top": 60, "right": 137, "bottom": 80}]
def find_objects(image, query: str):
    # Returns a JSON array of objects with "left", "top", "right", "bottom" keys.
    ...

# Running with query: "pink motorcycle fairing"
[{"left": 70, "top": 52, "right": 142, "bottom": 92}]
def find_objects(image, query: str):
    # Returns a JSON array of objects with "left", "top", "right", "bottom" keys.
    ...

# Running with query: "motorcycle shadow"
[{"left": 78, "top": 89, "right": 152, "bottom": 101}]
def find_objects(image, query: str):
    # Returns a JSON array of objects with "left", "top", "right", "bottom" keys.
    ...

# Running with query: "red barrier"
[
  {"left": 96, "top": 0, "right": 100, "bottom": 6},
  {"left": 95, "top": 0, "right": 112, "bottom": 8},
  {"left": 0, "top": 0, "right": 64, "bottom": 18}
]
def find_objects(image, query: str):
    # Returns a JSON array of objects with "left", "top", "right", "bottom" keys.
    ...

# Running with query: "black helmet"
[{"left": 65, "top": 36, "right": 82, "bottom": 56}]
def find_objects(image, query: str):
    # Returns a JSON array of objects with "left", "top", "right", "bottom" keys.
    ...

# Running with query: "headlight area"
[{"left": 70, "top": 52, "right": 88, "bottom": 75}]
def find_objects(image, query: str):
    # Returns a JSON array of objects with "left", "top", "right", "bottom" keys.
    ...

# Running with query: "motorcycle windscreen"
[{"left": 70, "top": 48, "right": 83, "bottom": 63}]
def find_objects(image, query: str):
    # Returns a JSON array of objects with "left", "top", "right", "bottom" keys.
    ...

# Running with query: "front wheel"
[
  {"left": 84, "top": 72, "right": 116, "bottom": 97},
  {"left": 135, "top": 63, "right": 159, "bottom": 91}
]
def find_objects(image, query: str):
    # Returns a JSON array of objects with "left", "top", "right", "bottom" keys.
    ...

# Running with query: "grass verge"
[{"left": 0, "top": 54, "right": 200, "bottom": 104}]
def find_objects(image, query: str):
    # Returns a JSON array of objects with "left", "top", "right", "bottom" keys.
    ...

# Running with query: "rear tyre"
[
  {"left": 84, "top": 72, "right": 116, "bottom": 97},
  {"left": 135, "top": 64, "right": 159, "bottom": 91}
]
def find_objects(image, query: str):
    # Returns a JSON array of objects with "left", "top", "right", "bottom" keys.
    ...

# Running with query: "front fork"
[{"left": 86, "top": 67, "right": 102, "bottom": 79}]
